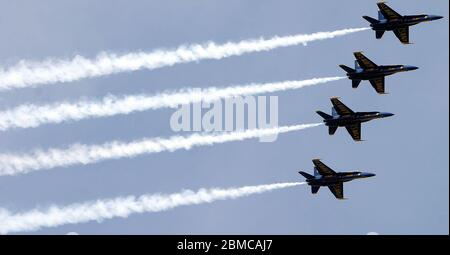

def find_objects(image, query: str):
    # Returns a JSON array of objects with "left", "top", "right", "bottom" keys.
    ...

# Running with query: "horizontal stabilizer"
[
  {"left": 363, "top": 15, "right": 380, "bottom": 24},
  {"left": 311, "top": 186, "right": 320, "bottom": 194},
  {"left": 339, "top": 64, "right": 355, "bottom": 73},
  {"left": 376, "top": 30, "right": 385, "bottom": 39},
  {"left": 299, "top": 171, "right": 314, "bottom": 179},
  {"left": 316, "top": 111, "right": 332, "bottom": 120},
  {"left": 352, "top": 79, "right": 361, "bottom": 88},
  {"left": 329, "top": 126, "right": 338, "bottom": 135}
]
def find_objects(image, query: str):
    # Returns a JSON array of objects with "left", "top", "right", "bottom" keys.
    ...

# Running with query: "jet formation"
[{"left": 299, "top": 2, "right": 442, "bottom": 199}]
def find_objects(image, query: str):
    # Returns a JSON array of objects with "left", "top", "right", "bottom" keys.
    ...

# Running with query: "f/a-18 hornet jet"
[
  {"left": 339, "top": 51, "right": 418, "bottom": 94},
  {"left": 363, "top": 2, "right": 443, "bottom": 44},
  {"left": 316, "top": 97, "right": 394, "bottom": 141},
  {"left": 299, "top": 159, "right": 375, "bottom": 199}
]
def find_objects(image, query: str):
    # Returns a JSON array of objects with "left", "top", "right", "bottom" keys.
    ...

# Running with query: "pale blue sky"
[{"left": 0, "top": 0, "right": 448, "bottom": 234}]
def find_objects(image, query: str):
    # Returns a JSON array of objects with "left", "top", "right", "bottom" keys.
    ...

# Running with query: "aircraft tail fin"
[
  {"left": 363, "top": 15, "right": 380, "bottom": 24},
  {"left": 313, "top": 167, "right": 322, "bottom": 177},
  {"left": 354, "top": 60, "right": 362, "bottom": 70},
  {"left": 378, "top": 11, "right": 386, "bottom": 20},
  {"left": 299, "top": 171, "right": 314, "bottom": 179},
  {"left": 331, "top": 107, "right": 339, "bottom": 117},
  {"left": 316, "top": 111, "right": 332, "bottom": 120},
  {"left": 339, "top": 64, "right": 355, "bottom": 73}
]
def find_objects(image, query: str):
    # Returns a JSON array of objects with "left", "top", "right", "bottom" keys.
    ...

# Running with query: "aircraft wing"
[
  {"left": 393, "top": 27, "right": 410, "bottom": 44},
  {"left": 345, "top": 123, "right": 361, "bottom": 141},
  {"left": 312, "top": 159, "right": 336, "bottom": 176},
  {"left": 377, "top": 2, "right": 402, "bottom": 20},
  {"left": 369, "top": 77, "right": 385, "bottom": 94},
  {"left": 354, "top": 52, "right": 378, "bottom": 69},
  {"left": 328, "top": 183, "right": 344, "bottom": 199},
  {"left": 331, "top": 97, "right": 354, "bottom": 116}
]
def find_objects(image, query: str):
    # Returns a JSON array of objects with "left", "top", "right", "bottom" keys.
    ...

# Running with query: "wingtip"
[{"left": 353, "top": 51, "right": 366, "bottom": 58}]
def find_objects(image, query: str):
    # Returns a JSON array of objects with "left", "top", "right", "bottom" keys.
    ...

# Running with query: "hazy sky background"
[{"left": 0, "top": 0, "right": 448, "bottom": 234}]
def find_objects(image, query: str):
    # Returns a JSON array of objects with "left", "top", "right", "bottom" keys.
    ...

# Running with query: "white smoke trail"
[
  {"left": 0, "top": 123, "right": 321, "bottom": 176},
  {"left": 0, "top": 182, "right": 305, "bottom": 234},
  {"left": 0, "top": 27, "right": 369, "bottom": 91},
  {"left": 0, "top": 76, "right": 343, "bottom": 131}
]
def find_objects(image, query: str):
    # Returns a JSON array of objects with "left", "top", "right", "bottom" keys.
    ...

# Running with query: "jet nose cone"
[
  {"left": 405, "top": 65, "right": 419, "bottom": 71},
  {"left": 362, "top": 172, "right": 376, "bottom": 178},
  {"left": 429, "top": 15, "right": 444, "bottom": 21},
  {"left": 380, "top": 112, "right": 395, "bottom": 118}
]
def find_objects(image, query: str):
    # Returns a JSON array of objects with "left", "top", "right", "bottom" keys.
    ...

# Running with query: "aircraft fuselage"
[
  {"left": 305, "top": 172, "right": 371, "bottom": 186},
  {"left": 323, "top": 112, "right": 382, "bottom": 127},
  {"left": 347, "top": 65, "right": 407, "bottom": 80},
  {"left": 370, "top": 15, "right": 431, "bottom": 31}
]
